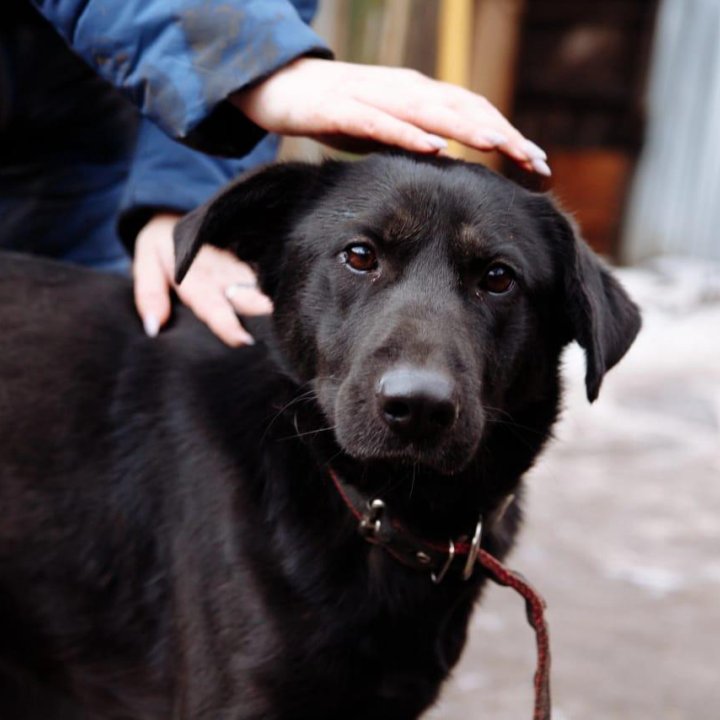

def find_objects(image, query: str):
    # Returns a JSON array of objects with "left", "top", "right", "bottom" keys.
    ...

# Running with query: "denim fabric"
[{"left": 1, "top": 1, "right": 326, "bottom": 271}]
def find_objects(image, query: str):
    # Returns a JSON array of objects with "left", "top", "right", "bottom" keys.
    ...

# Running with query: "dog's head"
[{"left": 175, "top": 154, "right": 640, "bottom": 475}]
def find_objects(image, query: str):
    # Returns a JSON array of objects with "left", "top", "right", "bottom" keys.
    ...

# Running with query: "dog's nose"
[{"left": 376, "top": 367, "right": 458, "bottom": 439}]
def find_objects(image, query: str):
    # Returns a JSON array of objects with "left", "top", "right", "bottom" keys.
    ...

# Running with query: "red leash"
[{"left": 476, "top": 549, "right": 551, "bottom": 720}]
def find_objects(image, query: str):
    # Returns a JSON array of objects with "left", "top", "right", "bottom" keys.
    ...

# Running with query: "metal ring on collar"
[{"left": 431, "top": 540, "right": 456, "bottom": 584}]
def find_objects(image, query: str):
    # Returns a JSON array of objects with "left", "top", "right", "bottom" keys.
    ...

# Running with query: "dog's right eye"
[
  {"left": 341, "top": 244, "right": 378, "bottom": 273},
  {"left": 479, "top": 263, "right": 516, "bottom": 295}
]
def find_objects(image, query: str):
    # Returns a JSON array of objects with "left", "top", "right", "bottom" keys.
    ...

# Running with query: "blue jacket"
[{"left": 0, "top": 1, "right": 329, "bottom": 272}]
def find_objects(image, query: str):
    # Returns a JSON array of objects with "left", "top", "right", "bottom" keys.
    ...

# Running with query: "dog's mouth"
[
  {"left": 315, "top": 374, "right": 484, "bottom": 475},
  {"left": 337, "top": 437, "right": 480, "bottom": 476}
]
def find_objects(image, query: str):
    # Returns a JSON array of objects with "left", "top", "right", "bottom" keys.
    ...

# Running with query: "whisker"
[
  {"left": 482, "top": 404, "right": 547, "bottom": 439},
  {"left": 322, "top": 449, "right": 346, "bottom": 470},
  {"left": 278, "top": 425, "right": 337, "bottom": 441},
  {"left": 484, "top": 415, "right": 547, "bottom": 439},
  {"left": 260, "top": 376, "right": 339, "bottom": 443},
  {"left": 408, "top": 462, "right": 417, "bottom": 500}
]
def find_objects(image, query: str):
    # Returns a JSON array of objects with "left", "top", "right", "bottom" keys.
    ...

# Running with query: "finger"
[
  {"left": 313, "top": 133, "right": 412, "bottom": 155},
  {"left": 358, "top": 74, "right": 549, "bottom": 171},
  {"left": 187, "top": 247, "right": 258, "bottom": 289},
  {"left": 178, "top": 247, "right": 264, "bottom": 344},
  {"left": 436, "top": 86, "right": 550, "bottom": 172},
  {"left": 398, "top": 103, "right": 512, "bottom": 152},
  {"left": 403, "top": 100, "right": 536, "bottom": 166},
  {"left": 133, "top": 234, "right": 173, "bottom": 337},
  {"left": 327, "top": 100, "right": 449, "bottom": 154},
  {"left": 225, "top": 286, "right": 273, "bottom": 316},
  {"left": 185, "top": 293, "right": 255, "bottom": 347}
]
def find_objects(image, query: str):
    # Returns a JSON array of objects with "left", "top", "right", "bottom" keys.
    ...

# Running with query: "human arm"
[
  {"left": 30, "top": 0, "right": 332, "bottom": 154},
  {"left": 31, "top": 0, "right": 546, "bottom": 169}
]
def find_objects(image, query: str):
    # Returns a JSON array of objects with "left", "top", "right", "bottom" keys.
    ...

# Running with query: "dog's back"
[
  {"left": 0, "top": 256, "right": 170, "bottom": 716},
  {"left": 0, "top": 254, "right": 274, "bottom": 718}
]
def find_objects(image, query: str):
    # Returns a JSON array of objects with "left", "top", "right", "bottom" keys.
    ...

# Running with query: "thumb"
[{"left": 132, "top": 217, "right": 178, "bottom": 336}]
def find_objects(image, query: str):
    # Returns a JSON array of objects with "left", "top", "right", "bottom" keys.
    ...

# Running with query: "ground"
[{"left": 427, "top": 261, "right": 720, "bottom": 720}]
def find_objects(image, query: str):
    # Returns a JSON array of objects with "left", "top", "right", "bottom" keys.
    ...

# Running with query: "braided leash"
[{"left": 476, "top": 549, "right": 551, "bottom": 720}]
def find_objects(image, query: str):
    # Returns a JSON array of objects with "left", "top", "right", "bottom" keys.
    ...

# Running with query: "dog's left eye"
[
  {"left": 342, "top": 244, "right": 378, "bottom": 273},
  {"left": 479, "top": 264, "right": 516, "bottom": 295}
]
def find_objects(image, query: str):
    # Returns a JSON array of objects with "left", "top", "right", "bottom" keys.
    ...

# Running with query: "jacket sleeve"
[
  {"left": 30, "top": 0, "right": 332, "bottom": 156},
  {"left": 116, "top": 116, "right": 280, "bottom": 251}
]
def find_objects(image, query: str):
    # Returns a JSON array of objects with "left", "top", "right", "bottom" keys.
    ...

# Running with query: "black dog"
[{"left": 0, "top": 154, "right": 640, "bottom": 719}]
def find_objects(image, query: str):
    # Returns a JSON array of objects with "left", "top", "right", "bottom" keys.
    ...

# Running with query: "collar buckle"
[{"left": 358, "top": 498, "right": 386, "bottom": 542}]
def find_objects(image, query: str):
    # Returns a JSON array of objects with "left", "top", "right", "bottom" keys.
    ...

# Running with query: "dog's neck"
[{"left": 286, "top": 398, "right": 542, "bottom": 555}]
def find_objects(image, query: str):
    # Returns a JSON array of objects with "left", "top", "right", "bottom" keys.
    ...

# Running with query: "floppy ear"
[
  {"left": 539, "top": 197, "right": 641, "bottom": 402},
  {"left": 173, "top": 162, "right": 323, "bottom": 293}
]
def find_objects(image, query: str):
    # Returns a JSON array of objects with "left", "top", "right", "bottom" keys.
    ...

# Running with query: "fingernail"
[
  {"left": 425, "top": 134, "right": 448, "bottom": 150},
  {"left": 255, "top": 295, "right": 274, "bottom": 313},
  {"left": 531, "top": 158, "right": 552, "bottom": 177},
  {"left": 484, "top": 130, "right": 509, "bottom": 146},
  {"left": 143, "top": 314, "right": 160, "bottom": 338},
  {"left": 240, "top": 333, "right": 256, "bottom": 346},
  {"left": 521, "top": 139, "right": 548, "bottom": 161}
]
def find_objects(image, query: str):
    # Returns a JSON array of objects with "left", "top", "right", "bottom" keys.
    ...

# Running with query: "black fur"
[{"left": 0, "top": 154, "right": 640, "bottom": 719}]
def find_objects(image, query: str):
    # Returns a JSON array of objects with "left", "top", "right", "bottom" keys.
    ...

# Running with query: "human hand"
[
  {"left": 232, "top": 58, "right": 550, "bottom": 175},
  {"left": 133, "top": 213, "right": 272, "bottom": 345}
]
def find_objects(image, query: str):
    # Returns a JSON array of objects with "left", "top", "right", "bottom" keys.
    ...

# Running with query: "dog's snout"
[{"left": 376, "top": 367, "right": 458, "bottom": 439}]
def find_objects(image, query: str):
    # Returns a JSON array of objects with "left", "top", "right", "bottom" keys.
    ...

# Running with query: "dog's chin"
[{"left": 333, "top": 425, "right": 480, "bottom": 476}]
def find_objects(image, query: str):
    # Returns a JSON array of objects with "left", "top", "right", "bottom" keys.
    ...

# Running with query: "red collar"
[
  {"left": 328, "top": 466, "right": 483, "bottom": 582},
  {"left": 328, "top": 466, "right": 552, "bottom": 720}
]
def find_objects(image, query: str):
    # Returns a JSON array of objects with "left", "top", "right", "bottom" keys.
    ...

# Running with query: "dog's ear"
[
  {"left": 536, "top": 196, "right": 641, "bottom": 402},
  {"left": 173, "top": 162, "right": 323, "bottom": 291}
]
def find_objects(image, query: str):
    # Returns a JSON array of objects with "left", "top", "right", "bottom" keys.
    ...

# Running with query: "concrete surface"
[{"left": 427, "top": 260, "right": 720, "bottom": 720}]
